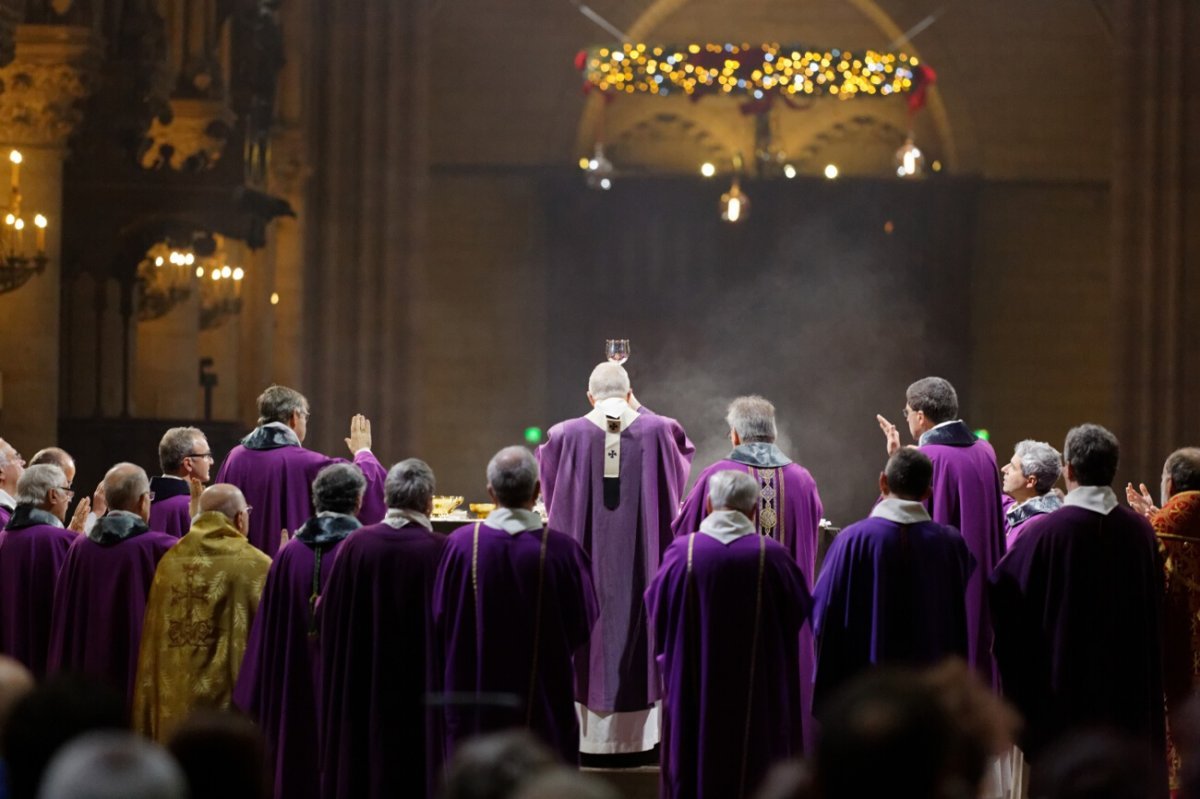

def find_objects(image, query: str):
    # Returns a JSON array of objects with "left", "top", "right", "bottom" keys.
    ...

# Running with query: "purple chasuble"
[
  {"left": 46, "top": 518, "right": 175, "bottom": 708},
  {"left": 433, "top": 521, "right": 598, "bottom": 764},
  {"left": 148, "top": 476, "right": 192, "bottom": 537},
  {"left": 1001, "top": 493, "right": 1063, "bottom": 548},
  {"left": 810, "top": 516, "right": 973, "bottom": 710},
  {"left": 536, "top": 409, "right": 693, "bottom": 713},
  {"left": 215, "top": 438, "right": 385, "bottom": 558},
  {"left": 0, "top": 508, "right": 75, "bottom": 677},
  {"left": 234, "top": 514, "right": 358, "bottom": 799},
  {"left": 318, "top": 521, "right": 447, "bottom": 799},
  {"left": 989, "top": 504, "right": 1167, "bottom": 795},
  {"left": 672, "top": 450, "right": 823, "bottom": 748},
  {"left": 646, "top": 531, "right": 810, "bottom": 799},
  {"left": 919, "top": 423, "right": 1004, "bottom": 685}
]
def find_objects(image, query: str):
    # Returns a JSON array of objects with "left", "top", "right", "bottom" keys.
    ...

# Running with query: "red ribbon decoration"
[{"left": 906, "top": 64, "right": 938, "bottom": 113}]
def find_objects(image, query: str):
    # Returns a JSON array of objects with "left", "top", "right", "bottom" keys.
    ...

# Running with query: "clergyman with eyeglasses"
[
  {"left": 874, "top": 376, "right": 1004, "bottom": 690},
  {"left": 148, "top": 427, "right": 216, "bottom": 537},
  {"left": 215, "top": 385, "right": 387, "bottom": 558}
]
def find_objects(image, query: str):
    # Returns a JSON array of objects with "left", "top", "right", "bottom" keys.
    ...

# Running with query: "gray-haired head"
[
  {"left": 1063, "top": 424, "right": 1120, "bottom": 487},
  {"left": 1012, "top": 440, "right": 1062, "bottom": 495},
  {"left": 16, "top": 464, "right": 65, "bottom": 506},
  {"left": 1164, "top": 447, "right": 1200, "bottom": 496},
  {"left": 256, "top": 385, "right": 308, "bottom": 426},
  {"left": 103, "top": 463, "right": 151, "bottom": 514},
  {"left": 905, "top": 377, "right": 959, "bottom": 425},
  {"left": 726, "top": 395, "right": 777, "bottom": 443},
  {"left": 487, "top": 446, "right": 540, "bottom": 508},
  {"left": 708, "top": 470, "right": 759, "bottom": 517},
  {"left": 312, "top": 463, "right": 366, "bottom": 515},
  {"left": 158, "top": 427, "right": 204, "bottom": 474},
  {"left": 587, "top": 362, "right": 631, "bottom": 402},
  {"left": 38, "top": 731, "right": 187, "bottom": 799},
  {"left": 385, "top": 459, "right": 436, "bottom": 512}
]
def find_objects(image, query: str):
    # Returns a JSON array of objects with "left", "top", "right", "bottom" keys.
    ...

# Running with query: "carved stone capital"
[
  {"left": 140, "top": 97, "right": 237, "bottom": 171},
  {"left": 267, "top": 126, "right": 311, "bottom": 200},
  {"left": 0, "top": 24, "right": 100, "bottom": 149}
]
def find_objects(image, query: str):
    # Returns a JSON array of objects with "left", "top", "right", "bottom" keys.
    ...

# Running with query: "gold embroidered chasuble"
[{"left": 133, "top": 511, "right": 272, "bottom": 742}]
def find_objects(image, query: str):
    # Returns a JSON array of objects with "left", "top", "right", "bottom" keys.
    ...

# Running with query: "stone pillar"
[
  {"left": 259, "top": 126, "right": 308, "bottom": 400},
  {"left": 1111, "top": 0, "right": 1200, "bottom": 482},
  {"left": 302, "top": 0, "right": 428, "bottom": 460},
  {"left": 133, "top": 291, "right": 201, "bottom": 418},
  {"left": 0, "top": 24, "right": 96, "bottom": 451}
]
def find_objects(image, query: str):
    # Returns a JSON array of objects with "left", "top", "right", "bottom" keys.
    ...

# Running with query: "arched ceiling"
[{"left": 430, "top": 0, "right": 1112, "bottom": 181}]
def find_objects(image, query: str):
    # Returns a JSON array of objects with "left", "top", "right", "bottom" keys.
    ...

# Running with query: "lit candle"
[
  {"left": 14, "top": 217, "right": 24, "bottom": 252},
  {"left": 9, "top": 151, "right": 21, "bottom": 194},
  {"left": 33, "top": 214, "right": 45, "bottom": 253}
]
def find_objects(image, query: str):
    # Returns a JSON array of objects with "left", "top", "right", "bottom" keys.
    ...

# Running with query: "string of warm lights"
[
  {"left": 574, "top": 42, "right": 939, "bottom": 218},
  {"left": 578, "top": 42, "right": 931, "bottom": 101}
]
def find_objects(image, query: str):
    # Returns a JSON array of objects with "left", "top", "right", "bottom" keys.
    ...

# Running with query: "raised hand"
[
  {"left": 280, "top": 528, "right": 290, "bottom": 549},
  {"left": 346, "top": 414, "right": 372, "bottom": 454},
  {"left": 1125, "top": 482, "right": 1158, "bottom": 519},
  {"left": 67, "top": 497, "right": 91, "bottom": 534},
  {"left": 877, "top": 414, "right": 902, "bottom": 456},
  {"left": 188, "top": 476, "right": 204, "bottom": 519},
  {"left": 91, "top": 482, "right": 107, "bottom": 517}
]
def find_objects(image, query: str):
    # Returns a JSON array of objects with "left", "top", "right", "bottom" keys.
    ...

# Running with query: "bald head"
[
  {"left": 587, "top": 362, "right": 631, "bottom": 401},
  {"left": 30, "top": 448, "right": 75, "bottom": 486},
  {"left": 198, "top": 484, "right": 248, "bottom": 521},
  {"left": 102, "top": 464, "right": 150, "bottom": 519}
]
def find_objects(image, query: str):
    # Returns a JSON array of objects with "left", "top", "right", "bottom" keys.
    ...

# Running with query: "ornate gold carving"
[
  {"left": 0, "top": 25, "right": 99, "bottom": 148},
  {"left": 140, "top": 97, "right": 236, "bottom": 171}
]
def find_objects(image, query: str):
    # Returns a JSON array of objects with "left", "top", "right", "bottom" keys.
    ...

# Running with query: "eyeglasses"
[
  {"left": 902, "top": 407, "right": 920, "bottom": 420},
  {"left": 54, "top": 485, "right": 74, "bottom": 499},
  {"left": 185, "top": 452, "right": 214, "bottom": 461},
  {"left": 240, "top": 506, "right": 253, "bottom": 516},
  {"left": 144, "top": 491, "right": 156, "bottom": 502}
]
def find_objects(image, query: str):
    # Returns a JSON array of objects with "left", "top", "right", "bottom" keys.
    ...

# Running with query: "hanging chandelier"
[
  {"left": 137, "top": 243, "right": 198, "bottom": 321},
  {"left": 0, "top": 150, "right": 50, "bottom": 295},
  {"left": 574, "top": 42, "right": 940, "bottom": 186},
  {"left": 199, "top": 261, "right": 245, "bottom": 330}
]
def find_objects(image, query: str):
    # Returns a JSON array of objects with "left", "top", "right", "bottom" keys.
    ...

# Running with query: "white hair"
[
  {"left": 708, "top": 470, "right": 759, "bottom": 516},
  {"left": 16, "top": 464, "right": 64, "bottom": 505},
  {"left": 1013, "top": 439, "right": 1062, "bottom": 495},
  {"left": 588, "top": 362, "right": 630, "bottom": 401},
  {"left": 38, "top": 731, "right": 187, "bottom": 799},
  {"left": 726, "top": 395, "right": 777, "bottom": 443}
]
